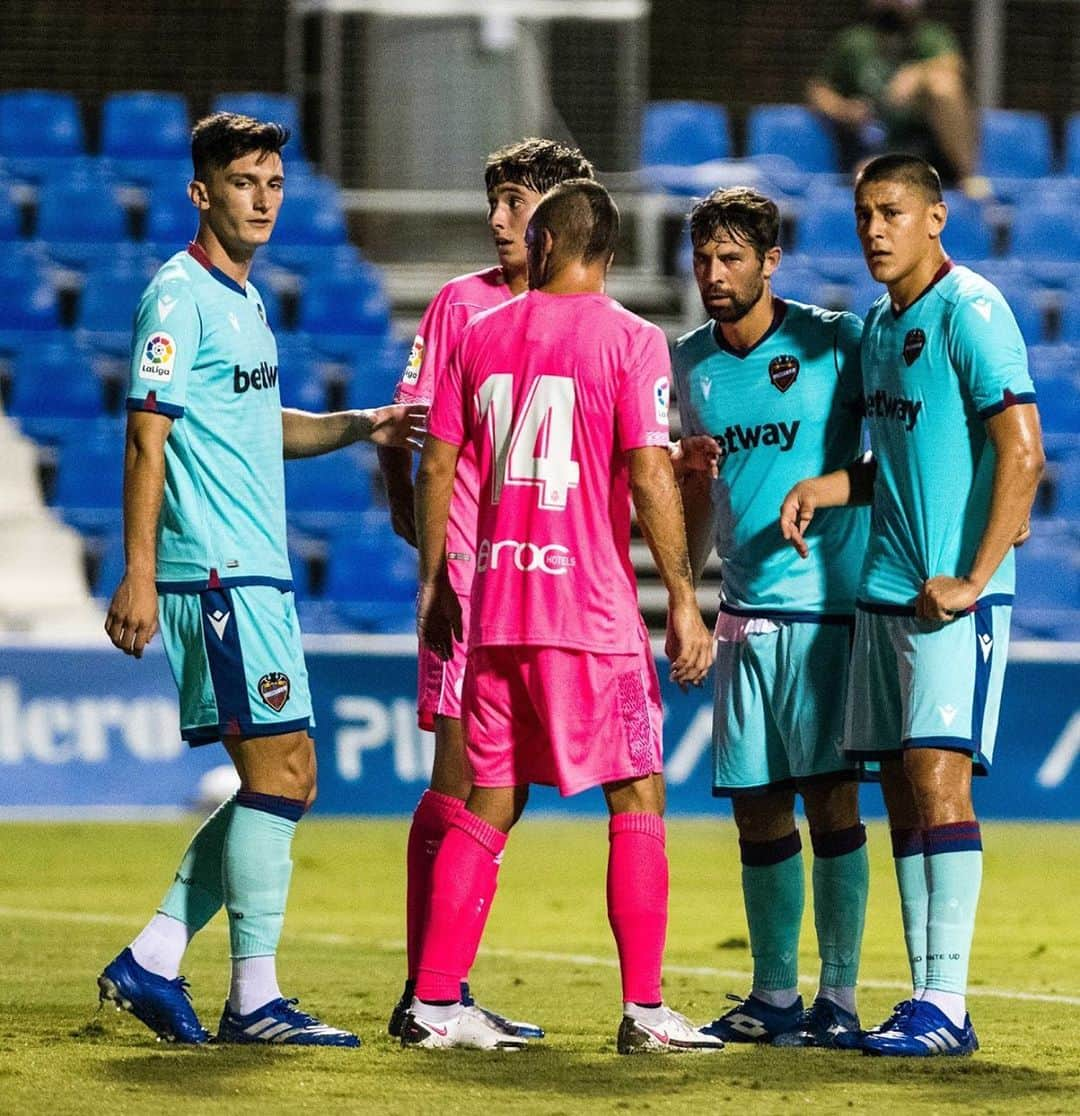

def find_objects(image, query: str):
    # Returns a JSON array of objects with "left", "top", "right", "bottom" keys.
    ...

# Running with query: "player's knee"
[
  {"left": 733, "top": 790, "right": 796, "bottom": 841},
  {"left": 802, "top": 779, "right": 860, "bottom": 832}
]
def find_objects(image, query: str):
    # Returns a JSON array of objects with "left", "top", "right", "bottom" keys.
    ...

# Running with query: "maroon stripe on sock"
[
  {"left": 235, "top": 791, "right": 306, "bottom": 822},
  {"left": 890, "top": 827, "right": 924, "bottom": 858},
  {"left": 810, "top": 822, "right": 867, "bottom": 859},
  {"left": 923, "top": 821, "right": 982, "bottom": 856},
  {"left": 739, "top": 829, "right": 802, "bottom": 867}
]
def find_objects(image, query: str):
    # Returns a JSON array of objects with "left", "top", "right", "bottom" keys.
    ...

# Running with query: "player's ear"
[
  {"left": 762, "top": 245, "right": 782, "bottom": 281},
  {"left": 189, "top": 179, "right": 211, "bottom": 211},
  {"left": 928, "top": 199, "right": 946, "bottom": 240}
]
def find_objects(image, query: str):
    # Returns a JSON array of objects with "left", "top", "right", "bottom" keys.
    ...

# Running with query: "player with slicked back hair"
[
  {"left": 404, "top": 179, "right": 722, "bottom": 1053},
  {"left": 782, "top": 152, "right": 1044, "bottom": 1056},
  {"left": 97, "top": 112, "right": 424, "bottom": 1048},
  {"left": 675, "top": 185, "right": 872, "bottom": 1050},
  {"left": 378, "top": 138, "right": 594, "bottom": 1041}
]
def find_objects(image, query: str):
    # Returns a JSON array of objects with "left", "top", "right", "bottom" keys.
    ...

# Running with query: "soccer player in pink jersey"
[
  {"left": 404, "top": 180, "right": 722, "bottom": 1053},
  {"left": 378, "top": 139, "right": 595, "bottom": 1039}
]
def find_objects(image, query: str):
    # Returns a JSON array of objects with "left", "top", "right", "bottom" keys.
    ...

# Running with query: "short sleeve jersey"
[
  {"left": 394, "top": 267, "right": 513, "bottom": 597},
  {"left": 126, "top": 245, "right": 291, "bottom": 588},
  {"left": 428, "top": 290, "right": 672, "bottom": 654},
  {"left": 858, "top": 263, "right": 1035, "bottom": 607},
  {"left": 673, "top": 299, "right": 868, "bottom": 616}
]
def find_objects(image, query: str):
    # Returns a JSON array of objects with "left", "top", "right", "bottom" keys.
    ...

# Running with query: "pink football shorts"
[
  {"left": 416, "top": 597, "right": 470, "bottom": 731},
  {"left": 462, "top": 643, "right": 664, "bottom": 796}
]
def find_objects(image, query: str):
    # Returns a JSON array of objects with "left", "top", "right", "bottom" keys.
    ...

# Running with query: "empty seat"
[
  {"left": 211, "top": 92, "right": 304, "bottom": 155},
  {"left": 53, "top": 439, "right": 124, "bottom": 530},
  {"left": 1066, "top": 113, "right": 1080, "bottom": 178},
  {"left": 101, "top": 91, "right": 190, "bottom": 161},
  {"left": 746, "top": 104, "right": 839, "bottom": 174},
  {"left": 941, "top": 192, "right": 993, "bottom": 262},
  {"left": 979, "top": 109, "right": 1053, "bottom": 179},
  {"left": 8, "top": 336, "right": 105, "bottom": 419},
  {"left": 35, "top": 178, "right": 129, "bottom": 266},
  {"left": 284, "top": 446, "right": 375, "bottom": 531},
  {"left": 76, "top": 268, "right": 148, "bottom": 334},
  {"left": 0, "top": 272, "right": 61, "bottom": 332},
  {"left": 1060, "top": 282, "right": 1080, "bottom": 345},
  {"left": 323, "top": 523, "right": 417, "bottom": 631},
  {"left": 1008, "top": 206, "right": 1080, "bottom": 287},
  {"left": 642, "top": 100, "right": 731, "bottom": 167},
  {"left": 273, "top": 177, "right": 347, "bottom": 245},
  {"left": 0, "top": 183, "right": 22, "bottom": 241},
  {"left": 145, "top": 191, "right": 198, "bottom": 249},
  {"left": 276, "top": 335, "right": 329, "bottom": 411},
  {"left": 0, "top": 90, "right": 85, "bottom": 159},
  {"left": 298, "top": 273, "right": 392, "bottom": 346}
]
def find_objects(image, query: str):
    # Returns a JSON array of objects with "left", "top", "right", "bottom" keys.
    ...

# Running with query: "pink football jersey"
[
  {"left": 395, "top": 267, "right": 513, "bottom": 596},
  {"left": 428, "top": 290, "right": 672, "bottom": 654}
]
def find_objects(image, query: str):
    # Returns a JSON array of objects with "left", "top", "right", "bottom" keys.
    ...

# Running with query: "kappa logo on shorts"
[
  {"left": 903, "top": 329, "right": 926, "bottom": 366},
  {"left": 258, "top": 672, "right": 291, "bottom": 712},
  {"left": 768, "top": 354, "right": 800, "bottom": 393}
]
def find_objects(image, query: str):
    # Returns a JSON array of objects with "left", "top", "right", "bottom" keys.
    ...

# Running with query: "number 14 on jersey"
[{"left": 476, "top": 373, "right": 581, "bottom": 511}]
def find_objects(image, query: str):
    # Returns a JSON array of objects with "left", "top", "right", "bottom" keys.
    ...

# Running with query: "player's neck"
[
  {"left": 503, "top": 266, "right": 529, "bottom": 296},
  {"left": 888, "top": 246, "right": 949, "bottom": 312},
  {"left": 537, "top": 259, "right": 607, "bottom": 295},
  {"left": 194, "top": 226, "right": 256, "bottom": 288},
  {"left": 716, "top": 287, "right": 776, "bottom": 352}
]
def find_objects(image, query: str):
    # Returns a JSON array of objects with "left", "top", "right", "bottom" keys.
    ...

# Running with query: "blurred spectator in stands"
[{"left": 807, "top": 0, "right": 986, "bottom": 196}]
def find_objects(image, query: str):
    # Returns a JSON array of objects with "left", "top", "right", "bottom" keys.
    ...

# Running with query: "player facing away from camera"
[
  {"left": 377, "top": 138, "right": 594, "bottom": 1039},
  {"left": 97, "top": 113, "right": 425, "bottom": 1047},
  {"left": 781, "top": 154, "right": 1044, "bottom": 1056},
  {"left": 674, "top": 187, "right": 871, "bottom": 1049},
  {"left": 407, "top": 180, "right": 721, "bottom": 1053}
]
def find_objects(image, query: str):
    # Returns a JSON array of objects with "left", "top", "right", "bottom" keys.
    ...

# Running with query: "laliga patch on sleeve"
[
  {"left": 139, "top": 332, "right": 177, "bottom": 383},
  {"left": 402, "top": 334, "right": 425, "bottom": 385},
  {"left": 653, "top": 376, "right": 670, "bottom": 424}
]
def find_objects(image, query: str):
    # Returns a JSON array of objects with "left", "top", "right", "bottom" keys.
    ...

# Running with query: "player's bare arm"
[
  {"left": 678, "top": 467, "right": 716, "bottom": 585},
  {"left": 415, "top": 433, "right": 463, "bottom": 661},
  {"left": 629, "top": 446, "right": 713, "bottom": 690},
  {"left": 377, "top": 445, "right": 418, "bottom": 547},
  {"left": 281, "top": 404, "right": 427, "bottom": 459},
  {"left": 917, "top": 403, "right": 1044, "bottom": 622},
  {"left": 780, "top": 453, "right": 877, "bottom": 559},
  {"left": 105, "top": 410, "right": 172, "bottom": 658}
]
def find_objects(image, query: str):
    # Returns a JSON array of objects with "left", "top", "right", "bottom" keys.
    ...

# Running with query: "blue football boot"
[
  {"left": 772, "top": 996, "right": 861, "bottom": 1048},
  {"left": 699, "top": 993, "right": 804, "bottom": 1043},
  {"left": 97, "top": 947, "right": 210, "bottom": 1044},
  {"left": 861, "top": 999, "right": 978, "bottom": 1057},
  {"left": 217, "top": 997, "right": 360, "bottom": 1047}
]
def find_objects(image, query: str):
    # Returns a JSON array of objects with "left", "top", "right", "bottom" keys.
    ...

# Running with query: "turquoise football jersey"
[
  {"left": 126, "top": 246, "right": 291, "bottom": 589},
  {"left": 858, "top": 263, "right": 1035, "bottom": 607},
  {"left": 673, "top": 299, "right": 869, "bottom": 616}
]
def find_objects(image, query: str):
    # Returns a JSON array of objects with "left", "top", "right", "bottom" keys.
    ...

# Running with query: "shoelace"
[
  {"left": 274, "top": 997, "right": 323, "bottom": 1028},
  {"left": 167, "top": 976, "right": 195, "bottom": 1003}
]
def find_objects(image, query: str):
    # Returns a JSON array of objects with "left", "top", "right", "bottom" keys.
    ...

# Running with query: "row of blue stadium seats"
[
  {"left": 0, "top": 90, "right": 305, "bottom": 181},
  {"left": 643, "top": 101, "right": 1080, "bottom": 184}
]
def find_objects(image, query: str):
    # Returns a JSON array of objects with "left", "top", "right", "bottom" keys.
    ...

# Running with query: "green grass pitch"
[{"left": 2, "top": 818, "right": 1078, "bottom": 1114}]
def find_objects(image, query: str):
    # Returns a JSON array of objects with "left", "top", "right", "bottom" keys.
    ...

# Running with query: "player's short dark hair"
[
  {"left": 530, "top": 178, "right": 619, "bottom": 267},
  {"left": 484, "top": 137, "right": 595, "bottom": 196},
  {"left": 688, "top": 187, "right": 780, "bottom": 260},
  {"left": 856, "top": 153, "right": 943, "bottom": 203},
  {"left": 191, "top": 112, "right": 291, "bottom": 181}
]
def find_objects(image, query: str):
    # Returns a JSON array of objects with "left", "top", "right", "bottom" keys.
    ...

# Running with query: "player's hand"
[
  {"left": 916, "top": 575, "right": 980, "bottom": 623},
  {"left": 665, "top": 597, "right": 714, "bottom": 692},
  {"left": 1013, "top": 520, "right": 1031, "bottom": 548},
  {"left": 105, "top": 573, "right": 159, "bottom": 658},
  {"left": 416, "top": 574, "right": 462, "bottom": 661},
  {"left": 671, "top": 435, "right": 721, "bottom": 481},
  {"left": 360, "top": 404, "right": 428, "bottom": 450},
  {"left": 779, "top": 480, "right": 820, "bottom": 559}
]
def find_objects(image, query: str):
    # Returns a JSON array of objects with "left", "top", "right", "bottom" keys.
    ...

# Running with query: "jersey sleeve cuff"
[
  {"left": 127, "top": 394, "right": 184, "bottom": 418},
  {"left": 977, "top": 390, "right": 1036, "bottom": 420}
]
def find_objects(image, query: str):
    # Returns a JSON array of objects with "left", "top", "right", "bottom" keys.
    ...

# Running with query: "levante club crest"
[
  {"left": 903, "top": 328, "right": 926, "bottom": 366},
  {"left": 258, "top": 672, "right": 291, "bottom": 712},
  {"left": 768, "top": 354, "right": 800, "bottom": 393}
]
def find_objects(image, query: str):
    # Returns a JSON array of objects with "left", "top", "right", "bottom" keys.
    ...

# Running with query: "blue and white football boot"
[
  {"left": 699, "top": 993, "right": 804, "bottom": 1043},
  {"left": 771, "top": 996, "right": 861, "bottom": 1048},
  {"left": 217, "top": 998, "right": 360, "bottom": 1047},
  {"left": 97, "top": 947, "right": 210, "bottom": 1044},
  {"left": 388, "top": 981, "right": 544, "bottom": 1040},
  {"left": 861, "top": 999, "right": 978, "bottom": 1057}
]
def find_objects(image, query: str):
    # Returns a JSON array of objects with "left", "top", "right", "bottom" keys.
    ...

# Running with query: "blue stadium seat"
[
  {"left": 640, "top": 100, "right": 731, "bottom": 193},
  {"left": 145, "top": 190, "right": 198, "bottom": 250},
  {"left": 979, "top": 109, "right": 1053, "bottom": 179},
  {"left": 1033, "top": 372, "right": 1080, "bottom": 437},
  {"left": 273, "top": 176, "right": 347, "bottom": 245},
  {"left": 0, "top": 272, "right": 61, "bottom": 332},
  {"left": 101, "top": 91, "right": 190, "bottom": 163},
  {"left": 35, "top": 178, "right": 129, "bottom": 267},
  {"left": 211, "top": 92, "right": 305, "bottom": 156},
  {"left": 276, "top": 335, "right": 329, "bottom": 411},
  {"left": 1066, "top": 113, "right": 1080, "bottom": 178},
  {"left": 344, "top": 337, "right": 411, "bottom": 407},
  {"left": 0, "top": 91, "right": 85, "bottom": 167},
  {"left": 261, "top": 242, "right": 369, "bottom": 280},
  {"left": 53, "top": 439, "right": 124, "bottom": 531},
  {"left": 0, "top": 182, "right": 22, "bottom": 240},
  {"left": 298, "top": 273, "right": 392, "bottom": 356},
  {"left": 792, "top": 186, "right": 863, "bottom": 282},
  {"left": 941, "top": 191, "right": 994, "bottom": 262},
  {"left": 1061, "top": 282, "right": 1080, "bottom": 345},
  {"left": 324, "top": 522, "right": 417, "bottom": 632},
  {"left": 746, "top": 104, "right": 839, "bottom": 174},
  {"left": 76, "top": 268, "right": 148, "bottom": 334},
  {"left": 985, "top": 279, "right": 1047, "bottom": 346},
  {"left": 284, "top": 446, "right": 376, "bottom": 531},
  {"left": 90, "top": 532, "right": 126, "bottom": 598},
  {"left": 8, "top": 336, "right": 105, "bottom": 419},
  {"left": 1008, "top": 206, "right": 1080, "bottom": 287}
]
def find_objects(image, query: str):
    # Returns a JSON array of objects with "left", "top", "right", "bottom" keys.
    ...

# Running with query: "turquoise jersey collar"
[{"left": 712, "top": 297, "right": 788, "bottom": 360}]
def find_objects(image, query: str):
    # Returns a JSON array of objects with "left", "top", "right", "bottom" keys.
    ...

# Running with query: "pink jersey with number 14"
[{"left": 428, "top": 289, "right": 672, "bottom": 655}]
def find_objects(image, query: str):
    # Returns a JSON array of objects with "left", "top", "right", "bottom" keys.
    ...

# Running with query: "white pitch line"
[{"left": 4, "top": 905, "right": 1079, "bottom": 1008}]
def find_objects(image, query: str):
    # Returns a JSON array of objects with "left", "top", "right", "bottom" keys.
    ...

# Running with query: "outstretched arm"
[
  {"left": 629, "top": 446, "right": 714, "bottom": 690},
  {"left": 282, "top": 404, "right": 427, "bottom": 459},
  {"left": 105, "top": 410, "right": 172, "bottom": 658},
  {"left": 917, "top": 404, "right": 1044, "bottom": 621},
  {"left": 780, "top": 454, "right": 877, "bottom": 559}
]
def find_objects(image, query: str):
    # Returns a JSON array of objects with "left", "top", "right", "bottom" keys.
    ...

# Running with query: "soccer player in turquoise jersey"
[
  {"left": 97, "top": 113, "right": 425, "bottom": 1047},
  {"left": 674, "top": 187, "right": 872, "bottom": 1049},
  {"left": 782, "top": 154, "right": 1044, "bottom": 1056}
]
